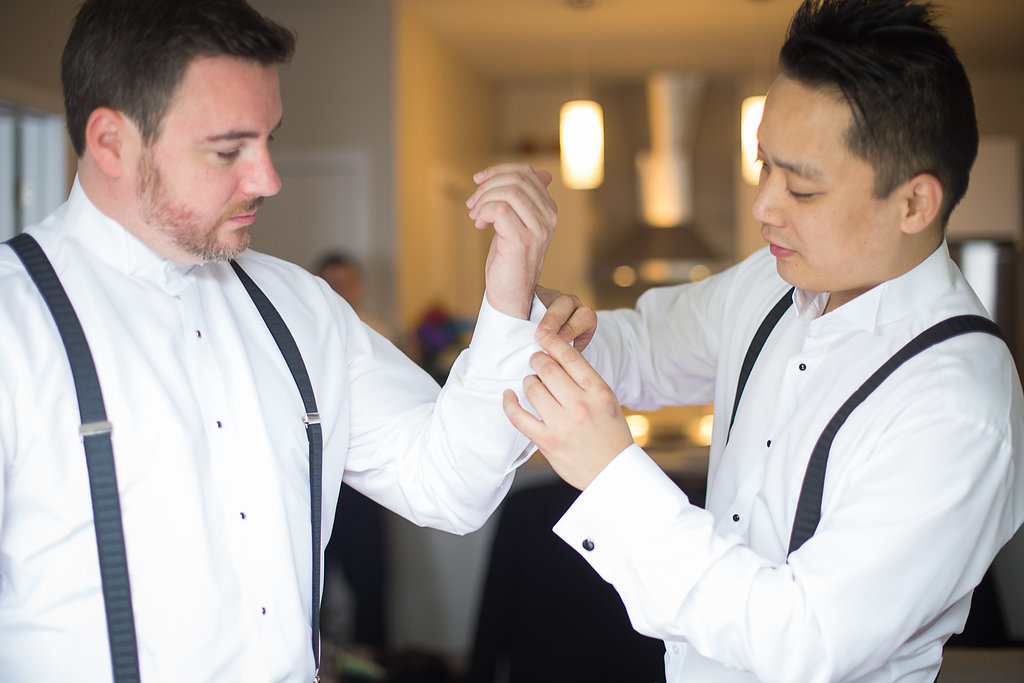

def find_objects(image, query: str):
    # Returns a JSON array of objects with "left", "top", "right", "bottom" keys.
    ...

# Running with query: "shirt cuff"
[
  {"left": 464, "top": 292, "right": 544, "bottom": 376},
  {"left": 552, "top": 444, "right": 693, "bottom": 578}
]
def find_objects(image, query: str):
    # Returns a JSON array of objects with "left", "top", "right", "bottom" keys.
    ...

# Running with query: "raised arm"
[{"left": 466, "top": 164, "right": 557, "bottom": 320}]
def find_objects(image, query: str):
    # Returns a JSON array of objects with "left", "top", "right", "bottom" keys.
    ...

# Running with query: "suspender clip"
[
  {"left": 303, "top": 413, "right": 321, "bottom": 426},
  {"left": 79, "top": 420, "right": 113, "bottom": 438}
]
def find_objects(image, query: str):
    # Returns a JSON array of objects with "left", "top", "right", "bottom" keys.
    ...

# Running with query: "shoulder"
[
  {"left": 901, "top": 312, "right": 1017, "bottom": 425},
  {"left": 0, "top": 228, "right": 66, "bottom": 324},
  {"left": 853, "top": 277, "right": 1020, "bottom": 451}
]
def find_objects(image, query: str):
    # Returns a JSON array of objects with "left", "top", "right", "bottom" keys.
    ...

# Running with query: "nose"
[
  {"left": 750, "top": 166, "right": 777, "bottom": 226},
  {"left": 242, "top": 146, "right": 281, "bottom": 199}
]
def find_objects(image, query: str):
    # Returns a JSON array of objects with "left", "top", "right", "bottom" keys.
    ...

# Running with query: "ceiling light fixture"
[
  {"left": 560, "top": 0, "right": 603, "bottom": 190},
  {"left": 741, "top": 95, "right": 766, "bottom": 185},
  {"left": 560, "top": 100, "right": 604, "bottom": 189}
]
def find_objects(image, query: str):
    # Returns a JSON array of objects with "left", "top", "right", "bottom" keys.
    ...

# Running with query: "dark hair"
[
  {"left": 315, "top": 252, "right": 362, "bottom": 277},
  {"left": 61, "top": 0, "right": 296, "bottom": 157},
  {"left": 780, "top": 0, "right": 977, "bottom": 225}
]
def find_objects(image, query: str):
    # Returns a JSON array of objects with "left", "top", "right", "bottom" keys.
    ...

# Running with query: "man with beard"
[{"left": 0, "top": 0, "right": 574, "bottom": 680}]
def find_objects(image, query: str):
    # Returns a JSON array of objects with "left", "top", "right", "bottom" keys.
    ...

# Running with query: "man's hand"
[
  {"left": 466, "top": 164, "right": 557, "bottom": 320},
  {"left": 535, "top": 285, "right": 597, "bottom": 353},
  {"left": 503, "top": 327, "right": 634, "bottom": 490}
]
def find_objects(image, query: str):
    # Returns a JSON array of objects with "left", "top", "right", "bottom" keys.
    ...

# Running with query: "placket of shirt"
[
  {"left": 172, "top": 268, "right": 271, "bottom": 678},
  {"left": 725, "top": 324, "right": 837, "bottom": 555}
]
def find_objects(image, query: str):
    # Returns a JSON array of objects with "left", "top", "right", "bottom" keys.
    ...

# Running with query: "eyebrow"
[
  {"left": 203, "top": 118, "right": 283, "bottom": 143},
  {"left": 758, "top": 145, "right": 825, "bottom": 182}
]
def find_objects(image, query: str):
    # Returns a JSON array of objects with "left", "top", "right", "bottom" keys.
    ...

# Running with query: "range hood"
[
  {"left": 636, "top": 72, "right": 707, "bottom": 228},
  {"left": 593, "top": 72, "right": 731, "bottom": 305}
]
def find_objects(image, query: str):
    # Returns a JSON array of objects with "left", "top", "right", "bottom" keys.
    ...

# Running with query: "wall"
[
  {"left": 389, "top": 4, "right": 503, "bottom": 660},
  {"left": 0, "top": 0, "right": 75, "bottom": 100},
  {"left": 0, "top": 0, "right": 79, "bottom": 191},
  {"left": 253, "top": 0, "right": 397, "bottom": 331},
  {"left": 394, "top": 1, "right": 498, "bottom": 330}
]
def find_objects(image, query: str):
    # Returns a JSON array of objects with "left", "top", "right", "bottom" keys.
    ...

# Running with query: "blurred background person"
[{"left": 317, "top": 251, "right": 395, "bottom": 342}]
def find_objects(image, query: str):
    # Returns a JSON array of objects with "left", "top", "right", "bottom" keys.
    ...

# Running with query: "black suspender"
[
  {"left": 726, "top": 287, "right": 795, "bottom": 443},
  {"left": 7, "top": 233, "right": 141, "bottom": 681},
  {"left": 786, "top": 313, "right": 1003, "bottom": 554},
  {"left": 229, "top": 260, "right": 323, "bottom": 677},
  {"left": 728, "top": 286, "right": 1005, "bottom": 558},
  {"left": 7, "top": 234, "right": 324, "bottom": 682}
]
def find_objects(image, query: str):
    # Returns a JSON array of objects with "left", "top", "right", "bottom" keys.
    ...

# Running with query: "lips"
[
  {"left": 228, "top": 212, "right": 257, "bottom": 226},
  {"left": 762, "top": 228, "right": 795, "bottom": 258},
  {"left": 224, "top": 197, "right": 264, "bottom": 226},
  {"left": 769, "top": 243, "right": 796, "bottom": 258}
]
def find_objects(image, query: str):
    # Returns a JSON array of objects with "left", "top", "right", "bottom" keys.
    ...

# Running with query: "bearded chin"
[
  {"left": 178, "top": 226, "right": 252, "bottom": 263},
  {"left": 137, "top": 152, "right": 257, "bottom": 263}
]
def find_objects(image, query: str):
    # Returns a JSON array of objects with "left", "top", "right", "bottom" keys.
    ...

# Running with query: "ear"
[
  {"left": 83, "top": 107, "right": 139, "bottom": 178},
  {"left": 900, "top": 173, "right": 943, "bottom": 235}
]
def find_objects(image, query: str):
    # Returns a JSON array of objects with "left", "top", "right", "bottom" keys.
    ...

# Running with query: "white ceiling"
[{"left": 395, "top": 0, "right": 1024, "bottom": 82}]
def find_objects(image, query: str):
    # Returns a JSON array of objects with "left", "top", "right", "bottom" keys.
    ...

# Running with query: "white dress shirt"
[
  {"left": 554, "top": 244, "right": 1024, "bottom": 682},
  {"left": 0, "top": 180, "right": 540, "bottom": 682}
]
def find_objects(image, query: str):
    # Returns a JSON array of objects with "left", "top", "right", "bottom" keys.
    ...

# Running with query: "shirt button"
[
  {"left": 582, "top": 538, "right": 595, "bottom": 552},
  {"left": 766, "top": 439, "right": 772, "bottom": 448},
  {"left": 732, "top": 513, "right": 740, "bottom": 522},
  {"left": 672, "top": 644, "right": 680, "bottom": 655},
  {"left": 799, "top": 362, "right": 807, "bottom": 371},
  {"left": 195, "top": 330, "right": 202, "bottom": 339}
]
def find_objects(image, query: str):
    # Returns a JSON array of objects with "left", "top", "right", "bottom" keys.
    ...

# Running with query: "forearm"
[
  {"left": 553, "top": 423, "right": 1015, "bottom": 682},
  {"left": 346, "top": 295, "right": 542, "bottom": 533}
]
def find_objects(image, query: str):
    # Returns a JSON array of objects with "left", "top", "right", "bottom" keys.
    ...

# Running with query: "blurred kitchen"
[{"left": 2, "top": 0, "right": 1023, "bottom": 680}]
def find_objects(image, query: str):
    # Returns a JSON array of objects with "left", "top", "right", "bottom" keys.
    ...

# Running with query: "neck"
[{"left": 821, "top": 231, "right": 943, "bottom": 316}]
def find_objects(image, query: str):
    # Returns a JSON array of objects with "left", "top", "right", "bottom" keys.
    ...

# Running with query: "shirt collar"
[
  {"left": 65, "top": 176, "right": 198, "bottom": 294},
  {"left": 792, "top": 241, "right": 956, "bottom": 334}
]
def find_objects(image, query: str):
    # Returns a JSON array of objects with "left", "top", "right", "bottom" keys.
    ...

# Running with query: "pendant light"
[
  {"left": 560, "top": 99, "right": 604, "bottom": 189},
  {"left": 559, "top": 0, "right": 603, "bottom": 189},
  {"left": 741, "top": 95, "right": 766, "bottom": 185}
]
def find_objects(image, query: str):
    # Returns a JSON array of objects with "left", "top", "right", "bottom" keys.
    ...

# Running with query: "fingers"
[
  {"left": 472, "top": 163, "right": 553, "bottom": 190},
  {"left": 506, "top": 345, "right": 632, "bottom": 491},
  {"left": 466, "top": 164, "right": 557, "bottom": 232},
  {"left": 468, "top": 164, "right": 551, "bottom": 208},
  {"left": 537, "top": 292, "right": 574, "bottom": 337},
  {"left": 536, "top": 292, "right": 597, "bottom": 351},
  {"left": 531, "top": 331, "right": 600, "bottom": 400},
  {"left": 527, "top": 349, "right": 583, "bottom": 410},
  {"left": 502, "top": 388, "right": 544, "bottom": 441},
  {"left": 564, "top": 306, "right": 597, "bottom": 353},
  {"left": 535, "top": 284, "right": 564, "bottom": 308}
]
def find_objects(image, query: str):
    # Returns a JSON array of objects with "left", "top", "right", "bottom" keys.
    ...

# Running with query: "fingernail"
[{"left": 473, "top": 170, "right": 486, "bottom": 182}]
